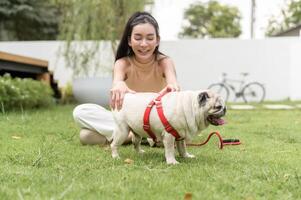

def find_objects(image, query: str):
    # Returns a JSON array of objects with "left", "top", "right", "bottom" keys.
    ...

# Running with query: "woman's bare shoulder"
[
  {"left": 115, "top": 57, "right": 131, "bottom": 69},
  {"left": 157, "top": 54, "right": 173, "bottom": 68}
]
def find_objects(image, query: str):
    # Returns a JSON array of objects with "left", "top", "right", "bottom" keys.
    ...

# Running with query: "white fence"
[{"left": 1, "top": 37, "right": 301, "bottom": 101}]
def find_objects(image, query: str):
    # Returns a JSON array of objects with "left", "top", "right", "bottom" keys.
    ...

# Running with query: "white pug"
[{"left": 111, "top": 90, "right": 226, "bottom": 164}]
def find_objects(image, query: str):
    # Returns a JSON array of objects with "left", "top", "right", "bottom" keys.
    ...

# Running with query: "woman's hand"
[
  {"left": 110, "top": 81, "right": 136, "bottom": 110},
  {"left": 159, "top": 84, "right": 180, "bottom": 95}
]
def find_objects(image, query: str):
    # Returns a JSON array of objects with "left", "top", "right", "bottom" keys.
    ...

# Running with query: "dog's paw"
[
  {"left": 183, "top": 153, "right": 195, "bottom": 158},
  {"left": 138, "top": 149, "right": 145, "bottom": 154},
  {"left": 112, "top": 153, "right": 120, "bottom": 159},
  {"left": 166, "top": 158, "right": 179, "bottom": 165}
]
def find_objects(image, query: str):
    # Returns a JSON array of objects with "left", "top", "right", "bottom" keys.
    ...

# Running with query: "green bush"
[
  {"left": 0, "top": 74, "right": 54, "bottom": 111},
  {"left": 59, "top": 82, "right": 76, "bottom": 104}
]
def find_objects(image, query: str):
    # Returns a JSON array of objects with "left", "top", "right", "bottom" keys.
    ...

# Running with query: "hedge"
[{"left": 0, "top": 74, "right": 55, "bottom": 111}]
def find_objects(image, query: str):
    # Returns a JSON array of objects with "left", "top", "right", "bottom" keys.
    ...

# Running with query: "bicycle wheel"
[
  {"left": 242, "top": 82, "right": 265, "bottom": 103},
  {"left": 208, "top": 83, "right": 230, "bottom": 102}
]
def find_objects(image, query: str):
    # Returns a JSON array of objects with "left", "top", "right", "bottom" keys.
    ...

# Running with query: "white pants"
[{"left": 73, "top": 104, "right": 115, "bottom": 141}]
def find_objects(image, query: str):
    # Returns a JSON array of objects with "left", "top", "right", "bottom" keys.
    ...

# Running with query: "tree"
[
  {"left": 58, "top": 0, "right": 153, "bottom": 77},
  {"left": 266, "top": 0, "right": 301, "bottom": 36},
  {"left": 179, "top": 1, "right": 242, "bottom": 38},
  {"left": 0, "top": 0, "right": 60, "bottom": 41}
]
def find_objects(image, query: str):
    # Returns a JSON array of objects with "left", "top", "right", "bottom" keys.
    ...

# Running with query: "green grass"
[
  {"left": 227, "top": 100, "right": 301, "bottom": 107},
  {"left": 0, "top": 104, "right": 301, "bottom": 200}
]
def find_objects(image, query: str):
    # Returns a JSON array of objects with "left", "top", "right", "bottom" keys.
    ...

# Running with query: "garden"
[
  {"left": 1, "top": 96, "right": 300, "bottom": 199},
  {"left": 1, "top": 1, "right": 301, "bottom": 199}
]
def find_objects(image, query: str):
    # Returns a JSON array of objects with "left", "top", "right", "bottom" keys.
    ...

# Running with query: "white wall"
[
  {"left": 161, "top": 38, "right": 301, "bottom": 101},
  {"left": 0, "top": 38, "right": 300, "bottom": 101},
  {"left": 289, "top": 42, "right": 301, "bottom": 100}
]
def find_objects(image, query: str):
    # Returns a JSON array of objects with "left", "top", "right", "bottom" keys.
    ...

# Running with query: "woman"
[{"left": 73, "top": 11, "right": 180, "bottom": 145}]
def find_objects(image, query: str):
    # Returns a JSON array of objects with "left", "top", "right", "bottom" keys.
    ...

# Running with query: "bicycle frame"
[
  {"left": 209, "top": 73, "right": 265, "bottom": 103},
  {"left": 220, "top": 73, "right": 247, "bottom": 99}
]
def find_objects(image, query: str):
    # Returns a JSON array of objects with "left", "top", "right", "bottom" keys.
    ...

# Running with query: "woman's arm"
[
  {"left": 160, "top": 57, "right": 180, "bottom": 92},
  {"left": 110, "top": 59, "right": 135, "bottom": 110}
]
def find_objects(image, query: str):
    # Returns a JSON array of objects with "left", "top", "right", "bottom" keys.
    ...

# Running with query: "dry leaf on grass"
[
  {"left": 184, "top": 193, "right": 192, "bottom": 200},
  {"left": 12, "top": 136, "right": 21, "bottom": 139},
  {"left": 124, "top": 158, "right": 134, "bottom": 164}
]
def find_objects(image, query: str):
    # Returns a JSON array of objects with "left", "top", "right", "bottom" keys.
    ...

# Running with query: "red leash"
[{"left": 187, "top": 131, "right": 241, "bottom": 149}]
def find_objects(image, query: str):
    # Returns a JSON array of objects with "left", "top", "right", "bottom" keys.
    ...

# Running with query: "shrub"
[
  {"left": 59, "top": 82, "right": 76, "bottom": 104},
  {"left": 0, "top": 74, "right": 54, "bottom": 111}
]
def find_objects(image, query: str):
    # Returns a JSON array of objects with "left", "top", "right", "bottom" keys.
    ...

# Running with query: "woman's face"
[{"left": 128, "top": 23, "right": 159, "bottom": 63}]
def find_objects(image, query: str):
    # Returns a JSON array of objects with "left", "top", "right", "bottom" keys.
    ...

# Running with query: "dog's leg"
[
  {"left": 111, "top": 124, "right": 129, "bottom": 159},
  {"left": 176, "top": 140, "right": 195, "bottom": 158},
  {"left": 132, "top": 133, "right": 145, "bottom": 154},
  {"left": 162, "top": 131, "right": 178, "bottom": 164}
]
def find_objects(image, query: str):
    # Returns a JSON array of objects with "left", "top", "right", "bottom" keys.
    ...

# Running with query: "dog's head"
[{"left": 197, "top": 90, "right": 226, "bottom": 126}]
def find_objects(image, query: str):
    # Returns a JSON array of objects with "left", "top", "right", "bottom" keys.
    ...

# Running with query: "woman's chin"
[
  {"left": 135, "top": 54, "right": 154, "bottom": 62},
  {"left": 139, "top": 54, "right": 151, "bottom": 59}
]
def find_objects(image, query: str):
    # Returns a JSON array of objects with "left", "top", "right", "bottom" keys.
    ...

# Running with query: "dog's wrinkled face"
[{"left": 198, "top": 90, "right": 226, "bottom": 126}]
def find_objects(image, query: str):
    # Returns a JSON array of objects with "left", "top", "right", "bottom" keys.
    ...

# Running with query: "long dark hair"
[{"left": 115, "top": 11, "right": 163, "bottom": 61}]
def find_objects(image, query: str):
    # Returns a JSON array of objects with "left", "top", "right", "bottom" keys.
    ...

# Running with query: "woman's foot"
[
  {"left": 79, "top": 129, "right": 108, "bottom": 145},
  {"left": 79, "top": 129, "right": 133, "bottom": 146}
]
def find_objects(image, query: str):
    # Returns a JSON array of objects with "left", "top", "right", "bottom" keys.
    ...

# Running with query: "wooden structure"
[{"left": 0, "top": 51, "right": 60, "bottom": 98}]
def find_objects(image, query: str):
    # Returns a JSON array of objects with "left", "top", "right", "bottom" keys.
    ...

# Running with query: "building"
[{"left": 0, "top": 51, "right": 60, "bottom": 98}]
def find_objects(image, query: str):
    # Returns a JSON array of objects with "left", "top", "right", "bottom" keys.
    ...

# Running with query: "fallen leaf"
[
  {"left": 12, "top": 136, "right": 21, "bottom": 139},
  {"left": 184, "top": 193, "right": 192, "bottom": 200},
  {"left": 124, "top": 158, "right": 134, "bottom": 164}
]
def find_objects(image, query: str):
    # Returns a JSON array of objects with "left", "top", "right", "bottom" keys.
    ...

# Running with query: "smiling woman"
[
  {"left": 128, "top": 23, "right": 158, "bottom": 61},
  {"left": 73, "top": 11, "right": 180, "bottom": 146}
]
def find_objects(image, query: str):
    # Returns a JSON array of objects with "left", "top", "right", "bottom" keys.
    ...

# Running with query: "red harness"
[{"left": 143, "top": 89, "right": 183, "bottom": 143}]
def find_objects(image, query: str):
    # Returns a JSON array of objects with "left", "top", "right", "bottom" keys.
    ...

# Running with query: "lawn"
[{"left": 0, "top": 104, "right": 300, "bottom": 200}]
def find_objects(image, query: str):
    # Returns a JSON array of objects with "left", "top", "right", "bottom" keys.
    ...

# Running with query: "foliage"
[
  {"left": 59, "top": 82, "right": 76, "bottom": 104},
  {"left": 266, "top": 0, "right": 301, "bottom": 36},
  {"left": 58, "top": 0, "right": 153, "bottom": 77},
  {"left": 179, "top": 0, "right": 242, "bottom": 38},
  {"left": 0, "top": 74, "right": 54, "bottom": 111},
  {"left": 0, "top": 105, "right": 301, "bottom": 199},
  {"left": 0, "top": 0, "right": 60, "bottom": 41}
]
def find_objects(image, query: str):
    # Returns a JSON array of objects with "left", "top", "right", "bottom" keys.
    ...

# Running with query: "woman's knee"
[
  {"left": 73, "top": 103, "right": 98, "bottom": 121},
  {"left": 73, "top": 104, "right": 84, "bottom": 121}
]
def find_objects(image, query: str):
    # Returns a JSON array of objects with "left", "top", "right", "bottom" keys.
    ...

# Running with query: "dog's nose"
[{"left": 223, "top": 106, "right": 227, "bottom": 115}]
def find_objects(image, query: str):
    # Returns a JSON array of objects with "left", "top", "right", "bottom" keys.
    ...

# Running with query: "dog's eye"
[
  {"left": 215, "top": 105, "right": 222, "bottom": 110},
  {"left": 198, "top": 92, "right": 209, "bottom": 106}
]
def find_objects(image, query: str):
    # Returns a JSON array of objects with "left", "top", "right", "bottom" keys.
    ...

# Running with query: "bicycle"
[{"left": 208, "top": 73, "right": 265, "bottom": 103}]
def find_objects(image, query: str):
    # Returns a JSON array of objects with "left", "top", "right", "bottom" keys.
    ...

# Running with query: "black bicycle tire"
[
  {"left": 208, "top": 83, "right": 230, "bottom": 102},
  {"left": 242, "top": 82, "right": 265, "bottom": 103}
]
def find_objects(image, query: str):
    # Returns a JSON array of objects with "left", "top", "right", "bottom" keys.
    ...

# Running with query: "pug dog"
[{"left": 111, "top": 90, "right": 226, "bottom": 164}]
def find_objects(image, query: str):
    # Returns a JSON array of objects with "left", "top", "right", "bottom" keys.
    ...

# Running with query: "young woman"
[{"left": 73, "top": 11, "right": 180, "bottom": 145}]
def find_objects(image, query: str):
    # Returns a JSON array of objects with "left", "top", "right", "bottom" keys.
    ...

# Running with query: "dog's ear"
[{"left": 198, "top": 91, "right": 209, "bottom": 107}]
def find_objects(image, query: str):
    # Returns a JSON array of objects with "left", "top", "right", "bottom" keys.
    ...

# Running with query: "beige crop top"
[{"left": 124, "top": 55, "right": 167, "bottom": 93}]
